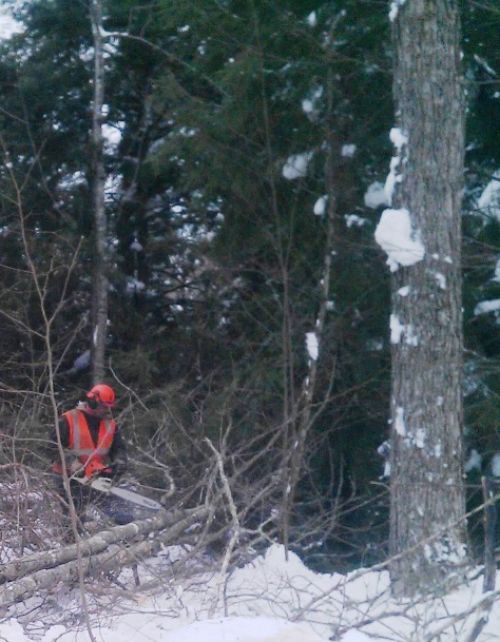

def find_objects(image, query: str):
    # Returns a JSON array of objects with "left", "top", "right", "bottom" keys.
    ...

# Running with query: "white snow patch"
[
  {"left": 2, "top": 540, "right": 500, "bottom": 642},
  {"left": 104, "top": 173, "right": 121, "bottom": 202},
  {"left": 415, "top": 429, "right": 426, "bottom": 449},
  {"left": 464, "top": 449, "right": 482, "bottom": 473},
  {"left": 130, "top": 237, "right": 143, "bottom": 252},
  {"left": 0, "top": 4, "right": 23, "bottom": 39},
  {"left": 491, "top": 453, "right": 500, "bottom": 477},
  {"left": 390, "top": 314, "right": 404, "bottom": 344},
  {"left": 341, "top": 144, "right": 357, "bottom": 158},
  {"left": 58, "top": 171, "right": 87, "bottom": 190},
  {"left": 306, "top": 332, "right": 319, "bottom": 361},
  {"left": 389, "top": 127, "right": 408, "bottom": 149},
  {"left": 161, "top": 616, "right": 326, "bottom": 642},
  {"left": 395, "top": 406, "right": 406, "bottom": 436},
  {"left": 434, "top": 272, "right": 447, "bottom": 289},
  {"left": 178, "top": 126, "right": 198, "bottom": 137},
  {"left": 389, "top": 314, "right": 419, "bottom": 347},
  {"left": 404, "top": 324, "right": 419, "bottom": 347},
  {"left": 424, "top": 539, "right": 467, "bottom": 566},
  {"left": 384, "top": 128, "right": 408, "bottom": 205},
  {"left": 377, "top": 441, "right": 391, "bottom": 477},
  {"left": 102, "top": 122, "right": 123, "bottom": 151},
  {"left": 79, "top": 46, "right": 95, "bottom": 63},
  {"left": 397, "top": 286, "right": 410, "bottom": 297},
  {"left": 302, "top": 99, "right": 315, "bottom": 114},
  {"left": 340, "top": 632, "right": 373, "bottom": 642},
  {"left": 126, "top": 277, "right": 146, "bottom": 294},
  {"left": 301, "top": 86, "right": 323, "bottom": 120},
  {"left": 389, "top": 0, "right": 407, "bottom": 21},
  {"left": 375, "top": 208, "right": 425, "bottom": 271},
  {"left": 282, "top": 152, "right": 314, "bottom": 180},
  {"left": 364, "top": 182, "right": 387, "bottom": 209},
  {"left": 474, "top": 299, "right": 500, "bottom": 316},
  {"left": 306, "top": 11, "right": 318, "bottom": 27},
  {"left": 314, "top": 195, "right": 327, "bottom": 216},
  {"left": 493, "top": 258, "right": 500, "bottom": 282},
  {"left": 477, "top": 170, "right": 500, "bottom": 221},
  {"left": 345, "top": 214, "right": 367, "bottom": 228}
]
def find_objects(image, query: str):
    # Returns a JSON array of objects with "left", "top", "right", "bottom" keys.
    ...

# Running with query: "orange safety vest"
[{"left": 52, "top": 409, "right": 117, "bottom": 479}]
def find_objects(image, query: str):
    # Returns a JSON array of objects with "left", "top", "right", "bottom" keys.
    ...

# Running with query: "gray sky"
[{"left": 0, "top": 3, "right": 23, "bottom": 40}]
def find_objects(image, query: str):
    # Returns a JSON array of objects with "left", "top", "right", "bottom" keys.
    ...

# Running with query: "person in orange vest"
[{"left": 51, "top": 383, "right": 127, "bottom": 525}]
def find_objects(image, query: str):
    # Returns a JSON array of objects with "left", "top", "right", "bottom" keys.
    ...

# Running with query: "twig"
[{"left": 205, "top": 437, "right": 241, "bottom": 616}]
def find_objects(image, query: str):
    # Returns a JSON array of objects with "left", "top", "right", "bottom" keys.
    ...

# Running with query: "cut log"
[{"left": 0, "top": 506, "right": 207, "bottom": 607}]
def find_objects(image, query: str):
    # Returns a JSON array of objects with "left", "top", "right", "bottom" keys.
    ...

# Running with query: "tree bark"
[
  {"left": 89, "top": 0, "right": 108, "bottom": 383},
  {"left": 388, "top": 0, "right": 466, "bottom": 595}
]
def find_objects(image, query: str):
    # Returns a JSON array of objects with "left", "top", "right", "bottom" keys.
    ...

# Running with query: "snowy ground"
[{"left": 1, "top": 543, "right": 499, "bottom": 642}]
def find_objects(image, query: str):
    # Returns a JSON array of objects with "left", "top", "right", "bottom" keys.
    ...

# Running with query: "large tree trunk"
[
  {"left": 387, "top": 0, "right": 466, "bottom": 595},
  {"left": 89, "top": 0, "right": 108, "bottom": 382}
]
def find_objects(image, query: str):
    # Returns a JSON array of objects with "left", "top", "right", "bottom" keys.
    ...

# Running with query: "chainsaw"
[{"left": 73, "top": 475, "right": 163, "bottom": 511}]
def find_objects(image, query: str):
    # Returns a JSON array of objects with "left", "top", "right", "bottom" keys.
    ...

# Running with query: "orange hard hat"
[{"left": 86, "top": 383, "right": 116, "bottom": 407}]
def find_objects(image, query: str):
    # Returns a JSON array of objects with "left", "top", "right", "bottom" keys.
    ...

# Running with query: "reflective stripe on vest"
[
  {"left": 68, "top": 409, "right": 115, "bottom": 457},
  {"left": 62, "top": 409, "right": 116, "bottom": 474}
]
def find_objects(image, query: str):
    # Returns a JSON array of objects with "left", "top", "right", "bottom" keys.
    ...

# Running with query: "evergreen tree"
[{"left": 0, "top": 0, "right": 496, "bottom": 570}]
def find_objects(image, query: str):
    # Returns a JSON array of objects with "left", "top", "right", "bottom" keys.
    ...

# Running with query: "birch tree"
[
  {"left": 378, "top": 0, "right": 467, "bottom": 595},
  {"left": 89, "top": 0, "right": 108, "bottom": 382}
]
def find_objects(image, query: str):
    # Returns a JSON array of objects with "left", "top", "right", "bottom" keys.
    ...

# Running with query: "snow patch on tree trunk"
[{"left": 375, "top": 208, "right": 425, "bottom": 271}]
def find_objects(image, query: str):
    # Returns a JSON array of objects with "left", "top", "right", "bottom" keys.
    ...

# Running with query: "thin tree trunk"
[
  {"left": 90, "top": 0, "right": 108, "bottom": 383},
  {"left": 281, "top": 58, "right": 339, "bottom": 554},
  {"left": 388, "top": 0, "right": 466, "bottom": 596}
]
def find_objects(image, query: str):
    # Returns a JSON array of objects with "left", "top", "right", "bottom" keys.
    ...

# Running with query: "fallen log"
[{"left": 0, "top": 507, "right": 207, "bottom": 588}]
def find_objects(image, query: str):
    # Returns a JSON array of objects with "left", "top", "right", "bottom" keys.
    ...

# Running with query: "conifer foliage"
[{"left": 0, "top": 0, "right": 498, "bottom": 586}]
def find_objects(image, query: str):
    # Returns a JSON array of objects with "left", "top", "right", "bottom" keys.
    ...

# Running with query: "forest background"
[{"left": 0, "top": 0, "right": 498, "bottom": 573}]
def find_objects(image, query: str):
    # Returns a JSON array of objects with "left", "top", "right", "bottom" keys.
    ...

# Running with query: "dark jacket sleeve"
[
  {"left": 108, "top": 426, "right": 128, "bottom": 476},
  {"left": 48, "top": 416, "right": 71, "bottom": 461}
]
